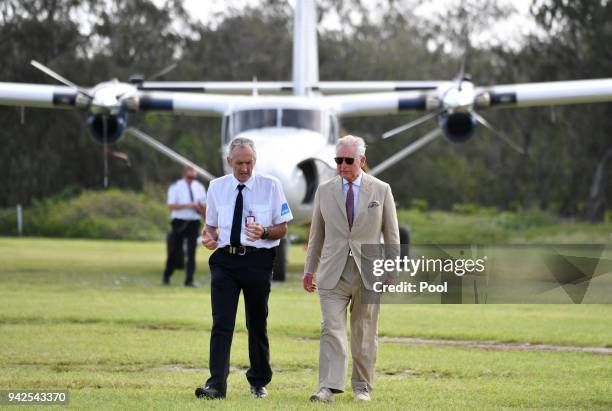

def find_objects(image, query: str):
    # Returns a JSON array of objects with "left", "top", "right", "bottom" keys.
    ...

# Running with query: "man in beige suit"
[{"left": 304, "top": 135, "right": 400, "bottom": 402}]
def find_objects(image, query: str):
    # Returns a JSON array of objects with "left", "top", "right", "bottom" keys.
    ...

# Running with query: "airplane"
[{"left": 2, "top": 0, "right": 612, "bottom": 281}]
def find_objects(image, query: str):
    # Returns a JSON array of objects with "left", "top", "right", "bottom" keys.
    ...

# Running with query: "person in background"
[{"left": 163, "top": 166, "right": 206, "bottom": 287}]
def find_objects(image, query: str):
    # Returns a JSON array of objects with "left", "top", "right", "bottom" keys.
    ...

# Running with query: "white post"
[{"left": 17, "top": 204, "right": 23, "bottom": 237}]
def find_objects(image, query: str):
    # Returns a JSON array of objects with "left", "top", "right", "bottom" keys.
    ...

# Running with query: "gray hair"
[
  {"left": 228, "top": 137, "right": 257, "bottom": 160},
  {"left": 336, "top": 135, "right": 366, "bottom": 157}
]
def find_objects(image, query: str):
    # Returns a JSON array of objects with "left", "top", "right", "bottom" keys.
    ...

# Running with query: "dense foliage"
[
  {"left": 0, "top": 0, "right": 609, "bottom": 220},
  {"left": 0, "top": 188, "right": 168, "bottom": 239}
]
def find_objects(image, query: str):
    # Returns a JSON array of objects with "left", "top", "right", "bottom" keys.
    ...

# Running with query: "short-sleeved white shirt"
[
  {"left": 167, "top": 179, "right": 207, "bottom": 221},
  {"left": 205, "top": 172, "right": 293, "bottom": 248}
]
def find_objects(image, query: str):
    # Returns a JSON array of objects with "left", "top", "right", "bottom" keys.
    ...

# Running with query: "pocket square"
[{"left": 368, "top": 201, "right": 380, "bottom": 208}]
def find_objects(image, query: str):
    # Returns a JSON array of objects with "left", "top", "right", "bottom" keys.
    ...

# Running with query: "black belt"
[{"left": 220, "top": 245, "right": 266, "bottom": 256}]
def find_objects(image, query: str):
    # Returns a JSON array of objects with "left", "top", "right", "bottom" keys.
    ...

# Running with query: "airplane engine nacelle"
[
  {"left": 297, "top": 159, "right": 319, "bottom": 204},
  {"left": 439, "top": 112, "right": 477, "bottom": 143},
  {"left": 296, "top": 158, "right": 336, "bottom": 204},
  {"left": 86, "top": 111, "right": 127, "bottom": 144}
]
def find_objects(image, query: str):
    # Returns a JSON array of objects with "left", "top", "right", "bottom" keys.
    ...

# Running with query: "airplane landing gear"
[
  {"left": 399, "top": 224, "right": 410, "bottom": 258},
  {"left": 272, "top": 238, "right": 287, "bottom": 282}
]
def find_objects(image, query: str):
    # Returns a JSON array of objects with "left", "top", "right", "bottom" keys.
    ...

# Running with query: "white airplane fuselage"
[{"left": 219, "top": 99, "right": 338, "bottom": 223}]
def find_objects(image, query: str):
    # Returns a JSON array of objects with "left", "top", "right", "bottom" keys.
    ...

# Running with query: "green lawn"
[
  {"left": 287, "top": 208, "right": 612, "bottom": 244},
  {"left": 0, "top": 238, "right": 611, "bottom": 409}
]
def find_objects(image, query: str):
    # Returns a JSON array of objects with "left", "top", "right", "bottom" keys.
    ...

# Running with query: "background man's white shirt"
[{"left": 168, "top": 179, "right": 207, "bottom": 220}]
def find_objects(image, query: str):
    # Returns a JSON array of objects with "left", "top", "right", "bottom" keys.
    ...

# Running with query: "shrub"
[
  {"left": 497, "top": 208, "right": 559, "bottom": 230},
  {"left": 452, "top": 203, "right": 498, "bottom": 216},
  {"left": 410, "top": 198, "right": 428, "bottom": 212},
  {"left": 23, "top": 189, "right": 169, "bottom": 240}
]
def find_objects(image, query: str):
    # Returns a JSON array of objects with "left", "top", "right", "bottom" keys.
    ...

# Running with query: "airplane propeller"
[
  {"left": 31, "top": 60, "right": 93, "bottom": 101},
  {"left": 370, "top": 128, "right": 443, "bottom": 177},
  {"left": 128, "top": 61, "right": 178, "bottom": 86},
  {"left": 30, "top": 60, "right": 134, "bottom": 187},
  {"left": 380, "top": 54, "right": 525, "bottom": 156},
  {"left": 472, "top": 112, "right": 525, "bottom": 154},
  {"left": 28, "top": 60, "right": 194, "bottom": 187},
  {"left": 380, "top": 22, "right": 524, "bottom": 157},
  {"left": 382, "top": 110, "right": 441, "bottom": 139},
  {"left": 454, "top": 31, "right": 471, "bottom": 91},
  {"left": 125, "top": 127, "right": 216, "bottom": 181}
]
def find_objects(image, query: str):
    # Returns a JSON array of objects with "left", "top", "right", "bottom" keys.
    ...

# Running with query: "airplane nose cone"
[
  {"left": 229, "top": 128, "right": 333, "bottom": 222},
  {"left": 256, "top": 161, "right": 307, "bottom": 206}
]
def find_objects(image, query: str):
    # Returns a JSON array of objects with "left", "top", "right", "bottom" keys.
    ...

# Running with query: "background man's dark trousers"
[
  {"left": 205, "top": 248, "right": 275, "bottom": 395},
  {"left": 163, "top": 219, "right": 200, "bottom": 285}
]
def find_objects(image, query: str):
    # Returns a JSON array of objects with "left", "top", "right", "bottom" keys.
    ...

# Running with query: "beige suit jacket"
[{"left": 304, "top": 172, "right": 400, "bottom": 290}]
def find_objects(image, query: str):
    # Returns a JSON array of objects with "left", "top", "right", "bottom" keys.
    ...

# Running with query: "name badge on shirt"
[{"left": 246, "top": 210, "right": 255, "bottom": 225}]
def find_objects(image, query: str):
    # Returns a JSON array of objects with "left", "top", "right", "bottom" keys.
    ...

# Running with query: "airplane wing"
[
  {"left": 0, "top": 83, "right": 78, "bottom": 109},
  {"left": 0, "top": 82, "right": 241, "bottom": 117},
  {"left": 326, "top": 90, "right": 433, "bottom": 117},
  {"left": 139, "top": 81, "right": 293, "bottom": 94},
  {"left": 325, "top": 78, "right": 612, "bottom": 118},
  {"left": 139, "top": 91, "right": 235, "bottom": 116},
  {"left": 478, "top": 78, "right": 612, "bottom": 108},
  {"left": 139, "top": 81, "right": 445, "bottom": 95},
  {"left": 317, "top": 81, "right": 444, "bottom": 93},
  {"left": 325, "top": 77, "right": 612, "bottom": 173}
]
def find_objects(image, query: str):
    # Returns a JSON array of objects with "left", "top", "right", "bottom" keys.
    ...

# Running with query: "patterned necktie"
[
  {"left": 230, "top": 184, "right": 245, "bottom": 246},
  {"left": 346, "top": 182, "right": 354, "bottom": 230}
]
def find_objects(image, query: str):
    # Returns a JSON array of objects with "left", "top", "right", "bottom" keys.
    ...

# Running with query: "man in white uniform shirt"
[
  {"left": 163, "top": 166, "right": 206, "bottom": 287},
  {"left": 196, "top": 137, "right": 293, "bottom": 400}
]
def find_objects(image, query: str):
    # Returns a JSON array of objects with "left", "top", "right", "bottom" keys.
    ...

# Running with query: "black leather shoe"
[
  {"left": 184, "top": 282, "right": 199, "bottom": 288},
  {"left": 195, "top": 385, "right": 224, "bottom": 399},
  {"left": 162, "top": 277, "right": 170, "bottom": 286},
  {"left": 250, "top": 385, "right": 268, "bottom": 398}
]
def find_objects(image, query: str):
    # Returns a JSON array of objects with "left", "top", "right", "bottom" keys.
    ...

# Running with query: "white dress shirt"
[
  {"left": 206, "top": 172, "right": 293, "bottom": 248},
  {"left": 342, "top": 171, "right": 362, "bottom": 213},
  {"left": 167, "top": 179, "right": 207, "bottom": 221}
]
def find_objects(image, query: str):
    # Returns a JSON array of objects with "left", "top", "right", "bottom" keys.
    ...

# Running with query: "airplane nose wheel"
[
  {"left": 399, "top": 224, "right": 410, "bottom": 259},
  {"left": 272, "top": 238, "right": 287, "bottom": 282}
]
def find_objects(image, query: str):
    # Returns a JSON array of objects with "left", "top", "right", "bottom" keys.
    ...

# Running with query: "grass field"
[{"left": 0, "top": 237, "right": 611, "bottom": 410}]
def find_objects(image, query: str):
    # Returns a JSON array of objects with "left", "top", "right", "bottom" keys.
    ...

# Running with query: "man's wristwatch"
[{"left": 261, "top": 227, "right": 270, "bottom": 240}]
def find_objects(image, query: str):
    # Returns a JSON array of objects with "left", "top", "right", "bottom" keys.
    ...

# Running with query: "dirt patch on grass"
[
  {"left": 148, "top": 365, "right": 208, "bottom": 373},
  {"left": 381, "top": 337, "right": 612, "bottom": 355}
]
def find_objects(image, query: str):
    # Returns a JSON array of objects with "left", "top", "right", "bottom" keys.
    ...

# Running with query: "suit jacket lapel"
[
  {"left": 332, "top": 176, "right": 348, "bottom": 224},
  {"left": 352, "top": 173, "right": 371, "bottom": 229}
]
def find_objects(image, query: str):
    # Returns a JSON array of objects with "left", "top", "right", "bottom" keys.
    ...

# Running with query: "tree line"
[{"left": 0, "top": 0, "right": 609, "bottom": 221}]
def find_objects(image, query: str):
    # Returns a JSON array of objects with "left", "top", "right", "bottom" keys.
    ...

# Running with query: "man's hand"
[
  {"left": 246, "top": 222, "right": 264, "bottom": 241},
  {"left": 202, "top": 230, "right": 218, "bottom": 250},
  {"left": 195, "top": 203, "right": 206, "bottom": 216},
  {"left": 303, "top": 273, "right": 317, "bottom": 293}
]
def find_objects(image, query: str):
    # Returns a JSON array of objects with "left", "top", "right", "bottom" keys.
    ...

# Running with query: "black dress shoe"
[
  {"left": 195, "top": 385, "right": 224, "bottom": 399},
  {"left": 162, "top": 277, "right": 170, "bottom": 286},
  {"left": 184, "top": 282, "right": 199, "bottom": 288},
  {"left": 250, "top": 385, "right": 268, "bottom": 398}
]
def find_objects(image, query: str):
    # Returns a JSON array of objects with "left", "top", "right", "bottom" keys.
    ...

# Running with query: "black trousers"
[
  {"left": 163, "top": 219, "right": 200, "bottom": 285},
  {"left": 206, "top": 248, "right": 275, "bottom": 395}
]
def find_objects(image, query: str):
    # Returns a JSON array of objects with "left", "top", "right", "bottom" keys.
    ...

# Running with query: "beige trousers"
[{"left": 317, "top": 256, "right": 380, "bottom": 392}]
